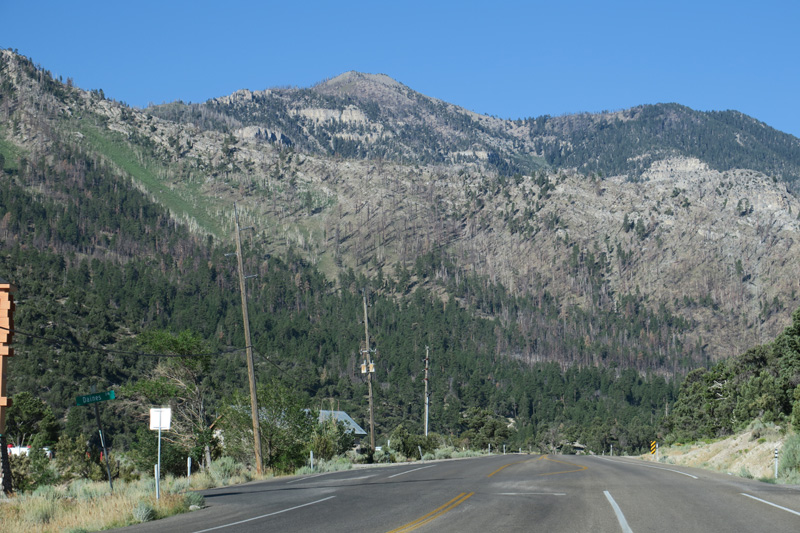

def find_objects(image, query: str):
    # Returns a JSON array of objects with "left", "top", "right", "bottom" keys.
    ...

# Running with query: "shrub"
[
  {"left": 208, "top": 457, "right": 249, "bottom": 484},
  {"left": 22, "top": 494, "right": 61, "bottom": 526},
  {"left": 53, "top": 434, "right": 110, "bottom": 482},
  {"left": 778, "top": 433, "right": 800, "bottom": 479},
  {"left": 434, "top": 446, "right": 454, "bottom": 460},
  {"left": 295, "top": 456, "right": 352, "bottom": 475},
  {"left": 128, "top": 427, "right": 187, "bottom": 477},
  {"left": 372, "top": 449, "right": 392, "bottom": 463},
  {"left": 345, "top": 449, "right": 367, "bottom": 464},
  {"left": 388, "top": 425, "right": 438, "bottom": 459},
  {"left": 9, "top": 453, "right": 34, "bottom": 492},
  {"left": 310, "top": 416, "right": 355, "bottom": 461},
  {"left": 132, "top": 501, "right": 154, "bottom": 523},
  {"left": 31, "top": 483, "right": 63, "bottom": 500},
  {"left": 66, "top": 478, "right": 109, "bottom": 500},
  {"left": 184, "top": 491, "right": 205, "bottom": 509}
]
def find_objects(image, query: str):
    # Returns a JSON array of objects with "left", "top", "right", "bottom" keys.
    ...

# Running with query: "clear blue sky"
[{"left": 3, "top": 0, "right": 798, "bottom": 137}]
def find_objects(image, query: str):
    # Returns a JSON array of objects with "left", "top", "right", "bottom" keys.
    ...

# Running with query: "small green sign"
[{"left": 76, "top": 390, "right": 116, "bottom": 406}]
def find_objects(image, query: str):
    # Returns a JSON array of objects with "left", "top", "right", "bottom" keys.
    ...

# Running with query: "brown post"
[
  {"left": 0, "top": 278, "right": 16, "bottom": 494},
  {"left": 363, "top": 294, "right": 375, "bottom": 453},
  {"left": 233, "top": 204, "right": 263, "bottom": 474}
]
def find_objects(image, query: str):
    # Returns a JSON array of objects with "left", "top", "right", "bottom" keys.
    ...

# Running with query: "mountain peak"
[
  {"left": 313, "top": 71, "right": 415, "bottom": 108},
  {"left": 316, "top": 71, "right": 406, "bottom": 92}
]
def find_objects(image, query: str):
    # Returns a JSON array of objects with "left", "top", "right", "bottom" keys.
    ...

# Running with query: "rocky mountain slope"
[{"left": 2, "top": 49, "right": 800, "bottom": 373}]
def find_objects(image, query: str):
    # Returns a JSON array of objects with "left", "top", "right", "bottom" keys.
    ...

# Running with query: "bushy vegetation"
[
  {"left": 664, "top": 307, "right": 800, "bottom": 441},
  {"left": 778, "top": 433, "right": 800, "bottom": 483}
]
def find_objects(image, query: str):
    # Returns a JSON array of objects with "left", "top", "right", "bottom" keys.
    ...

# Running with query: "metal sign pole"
[
  {"left": 157, "top": 424, "right": 162, "bottom": 499},
  {"left": 93, "top": 401, "right": 113, "bottom": 491},
  {"left": 150, "top": 408, "right": 170, "bottom": 499}
]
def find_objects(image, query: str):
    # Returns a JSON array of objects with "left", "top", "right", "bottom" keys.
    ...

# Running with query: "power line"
[
  {"left": 0, "top": 325, "right": 302, "bottom": 378},
  {"left": 0, "top": 325, "right": 246, "bottom": 358},
  {"left": 254, "top": 350, "right": 299, "bottom": 384}
]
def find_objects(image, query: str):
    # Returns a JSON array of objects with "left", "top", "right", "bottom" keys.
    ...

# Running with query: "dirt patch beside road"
[{"left": 641, "top": 423, "right": 784, "bottom": 479}]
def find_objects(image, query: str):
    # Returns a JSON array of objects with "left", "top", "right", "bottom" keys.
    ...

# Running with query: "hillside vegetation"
[{"left": 1, "top": 49, "right": 800, "bottom": 493}]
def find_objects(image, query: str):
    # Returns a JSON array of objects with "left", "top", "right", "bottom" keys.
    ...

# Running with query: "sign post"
[
  {"left": 775, "top": 448, "right": 779, "bottom": 480},
  {"left": 76, "top": 388, "right": 116, "bottom": 491},
  {"left": 650, "top": 440, "right": 658, "bottom": 462},
  {"left": 76, "top": 390, "right": 115, "bottom": 406},
  {"left": 150, "top": 408, "right": 171, "bottom": 500}
]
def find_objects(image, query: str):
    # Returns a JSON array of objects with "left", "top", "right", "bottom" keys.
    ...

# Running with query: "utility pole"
[
  {"left": 233, "top": 203, "right": 263, "bottom": 474},
  {"left": 361, "top": 292, "right": 375, "bottom": 452},
  {"left": 424, "top": 346, "right": 429, "bottom": 437}
]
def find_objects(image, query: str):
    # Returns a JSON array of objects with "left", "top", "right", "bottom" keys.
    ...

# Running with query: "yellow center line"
[
  {"left": 386, "top": 492, "right": 474, "bottom": 533},
  {"left": 487, "top": 462, "right": 517, "bottom": 477},
  {"left": 538, "top": 455, "right": 589, "bottom": 476},
  {"left": 487, "top": 455, "right": 542, "bottom": 477}
]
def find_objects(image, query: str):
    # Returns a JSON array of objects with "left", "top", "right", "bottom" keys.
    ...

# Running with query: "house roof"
[{"left": 319, "top": 410, "right": 367, "bottom": 436}]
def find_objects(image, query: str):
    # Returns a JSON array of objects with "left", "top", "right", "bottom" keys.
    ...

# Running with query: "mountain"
[
  {"left": 0, "top": 51, "right": 685, "bottom": 457},
  {"left": 3, "top": 49, "right": 800, "bottom": 376},
  {"left": 149, "top": 71, "right": 800, "bottom": 190}
]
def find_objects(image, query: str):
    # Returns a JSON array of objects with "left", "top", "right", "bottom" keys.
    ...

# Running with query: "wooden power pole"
[
  {"left": 233, "top": 204, "right": 263, "bottom": 474},
  {"left": 362, "top": 293, "right": 375, "bottom": 452},
  {"left": 0, "top": 278, "right": 16, "bottom": 494}
]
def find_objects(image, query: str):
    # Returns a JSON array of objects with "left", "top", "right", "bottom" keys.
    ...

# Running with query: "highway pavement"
[{"left": 117, "top": 453, "right": 800, "bottom": 532}]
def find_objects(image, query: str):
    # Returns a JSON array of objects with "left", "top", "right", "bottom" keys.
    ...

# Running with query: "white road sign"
[{"left": 149, "top": 408, "right": 172, "bottom": 430}]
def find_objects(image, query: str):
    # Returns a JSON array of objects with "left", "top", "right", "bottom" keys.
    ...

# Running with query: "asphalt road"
[{"left": 117, "top": 454, "right": 800, "bottom": 532}]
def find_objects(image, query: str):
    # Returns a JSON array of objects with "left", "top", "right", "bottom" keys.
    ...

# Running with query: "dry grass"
[
  {"left": 0, "top": 466, "right": 270, "bottom": 533},
  {"left": 640, "top": 422, "right": 786, "bottom": 480}
]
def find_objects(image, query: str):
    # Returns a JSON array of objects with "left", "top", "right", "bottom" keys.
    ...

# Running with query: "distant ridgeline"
[
  {"left": 150, "top": 80, "right": 800, "bottom": 190},
  {"left": 525, "top": 105, "right": 800, "bottom": 189}
]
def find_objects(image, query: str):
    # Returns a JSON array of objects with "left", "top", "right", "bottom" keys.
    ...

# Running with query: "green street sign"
[{"left": 76, "top": 390, "right": 116, "bottom": 406}]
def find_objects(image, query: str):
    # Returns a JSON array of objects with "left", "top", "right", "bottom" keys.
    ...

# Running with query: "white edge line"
[
  {"left": 604, "top": 491, "right": 634, "bottom": 533},
  {"left": 286, "top": 472, "right": 331, "bottom": 484},
  {"left": 388, "top": 464, "right": 436, "bottom": 478},
  {"left": 741, "top": 493, "right": 800, "bottom": 517},
  {"left": 596, "top": 456, "right": 697, "bottom": 479},
  {"left": 629, "top": 463, "right": 698, "bottom": 479},
  {"left": 290, "top": 472, "right": 376, "bottom": 484},
  {"left": 192, "top": 495, "right": 336, "bottom": 533}
]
